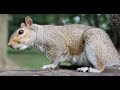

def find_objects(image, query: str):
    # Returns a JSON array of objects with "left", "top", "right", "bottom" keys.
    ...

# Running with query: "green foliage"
[{"left": 8, "top": 48, "right": 49, "bottom": 70}]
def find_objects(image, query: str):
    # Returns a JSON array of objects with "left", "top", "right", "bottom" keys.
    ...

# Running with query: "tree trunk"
[
  {"left": 0, "top": 14, "right": 9, "bottom": 69},
  {"left": 94, "top": 14, "right": 99, "bottom": 28},
  {"left": 107, "top": 14, "right": 120, "bottom": 51},
  {"left": 0, "top": 14, "right": 21, "bottom": 71},
  {"left": 86, "top": 14, "right": 93, "bottom": 26},
  {"left": 55, "top": 15, "right": 63, "bottom": 25}
]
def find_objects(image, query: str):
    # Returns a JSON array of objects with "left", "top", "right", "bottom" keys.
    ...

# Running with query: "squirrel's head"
[{"left": 8, "top": 16, "right": 36, "bottom": 50}]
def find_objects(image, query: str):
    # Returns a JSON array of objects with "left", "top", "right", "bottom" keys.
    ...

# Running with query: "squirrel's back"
[{"left": 36, "top": 24, "right": 92, "bottom": 55}]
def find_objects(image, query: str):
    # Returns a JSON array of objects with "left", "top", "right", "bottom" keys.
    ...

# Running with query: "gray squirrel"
[{"left": 8, "top": 16, "right": 120, "bottom": 73}]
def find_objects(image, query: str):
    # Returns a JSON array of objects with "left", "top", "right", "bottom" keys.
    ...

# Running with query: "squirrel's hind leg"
[
  {"left": 76, "top": 67, "right": 102, "bottom": 73},
  {"left": 76, "top": 40, "right": 105, "bottom": 73}
]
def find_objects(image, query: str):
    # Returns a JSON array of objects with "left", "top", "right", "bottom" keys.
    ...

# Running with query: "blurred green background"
[{"left": 8, "top": 14, "right": 112, "bottom": 70}]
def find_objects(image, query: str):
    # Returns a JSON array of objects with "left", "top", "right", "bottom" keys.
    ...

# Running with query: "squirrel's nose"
[{"left": 8, "top": 42, "right": 12, "bottom": 48}]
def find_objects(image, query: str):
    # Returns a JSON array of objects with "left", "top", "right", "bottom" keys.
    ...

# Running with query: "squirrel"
[{"left": 8, "top": 16, "right": 120, "bottom": 73}]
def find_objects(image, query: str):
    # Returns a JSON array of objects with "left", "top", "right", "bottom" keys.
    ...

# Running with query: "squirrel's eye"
[{"left": 18, "top": 30, "right": 24, "bottom": 35}]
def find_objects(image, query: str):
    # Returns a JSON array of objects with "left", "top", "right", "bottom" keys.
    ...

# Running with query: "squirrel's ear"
[
  {"left": 25, "top": 16, "right": 33, "bottom": 27},
  {"left": 21, "top": 23, "right": 26, "bottom": 28}
]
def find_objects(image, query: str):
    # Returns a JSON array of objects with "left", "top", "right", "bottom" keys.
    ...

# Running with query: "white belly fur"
[
  {"left": 36, "top": 45, "right": 93, "bottom": 67},
  {"left": 64, "top": 53, "right": 93, "bottom": 67}
]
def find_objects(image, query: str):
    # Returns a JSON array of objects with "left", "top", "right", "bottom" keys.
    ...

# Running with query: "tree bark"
[
  {"left": 0, "top": 14, "right": 9, "bottom": 69},
  {"left": 107, "top": 14, "right": 120, "bottom": 51},
  {"left": 0, "top": 14, "right": 22, "bottom": 71}
]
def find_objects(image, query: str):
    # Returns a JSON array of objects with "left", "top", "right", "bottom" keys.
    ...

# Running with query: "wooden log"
[{"left": 0, "top": 65, "right": 120, "bottom": 76}]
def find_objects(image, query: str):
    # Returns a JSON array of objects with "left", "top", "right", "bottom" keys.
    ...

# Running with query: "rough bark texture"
[{"left": 107, "top": 14, "right": 120, "bottom": 51}]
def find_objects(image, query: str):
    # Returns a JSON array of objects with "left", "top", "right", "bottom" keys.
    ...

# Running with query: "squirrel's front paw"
[{"left": 42, "top": 64, "right": 56, "bottom": 70}]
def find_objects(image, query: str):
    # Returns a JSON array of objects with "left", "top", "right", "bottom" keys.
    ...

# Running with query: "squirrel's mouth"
[
  {"left": 8, "top": 41, "right": 29, "bottom": 50},
  {"left": 18, "top": 45, "right": 28, "bottom": 50},
  {"left": 11, "top": 45, "right": 28, "bottom": 50}
]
